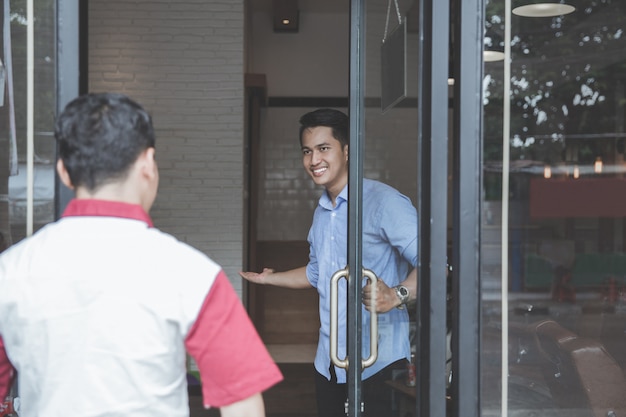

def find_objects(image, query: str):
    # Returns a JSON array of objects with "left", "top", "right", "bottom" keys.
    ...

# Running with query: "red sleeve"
[
  {"left": 185, "top": 271, "right": 283, "bottom": 408},
  {"left": 0, "top": 336, "right": 15, "bottom": 397}
]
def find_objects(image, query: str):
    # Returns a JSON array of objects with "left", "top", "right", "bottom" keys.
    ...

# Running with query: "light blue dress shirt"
[{"left": 306, "top": 179, "right": 418, "bottom": 383}]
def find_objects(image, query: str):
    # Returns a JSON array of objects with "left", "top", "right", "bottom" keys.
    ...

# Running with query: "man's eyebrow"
[{"left": 305, "top": 142, "right": 333, "bottom": 149}]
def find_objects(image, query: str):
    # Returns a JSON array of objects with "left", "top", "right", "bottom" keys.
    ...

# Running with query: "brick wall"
[{"left": 88, "top": 0, "right": 246, "bottom": 294}]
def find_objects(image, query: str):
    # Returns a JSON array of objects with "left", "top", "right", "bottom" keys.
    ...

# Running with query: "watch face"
[{"left": 396, "top": 286, "right": 409, "bottom": 303}]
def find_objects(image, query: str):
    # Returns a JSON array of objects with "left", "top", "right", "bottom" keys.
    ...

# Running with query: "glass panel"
[
  {"left": 1, "top": 0, "right": 56, "bottom": 251},
  {"left": 354, "top": 0, "right": 420, "bottom": 415},
  {"left": 482, "top": 0, "right": 626, "bottom": 415}
]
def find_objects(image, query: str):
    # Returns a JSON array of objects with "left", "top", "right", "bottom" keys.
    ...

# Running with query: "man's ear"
[
  {"left": 56, "top": 159, "right": 74, "bottom": 190},
  {"left": 139, "top": 147, "right": 158, "bottom": 180},
  {"left": 344, "top": 144, "right": 349, "bottom": 161}
]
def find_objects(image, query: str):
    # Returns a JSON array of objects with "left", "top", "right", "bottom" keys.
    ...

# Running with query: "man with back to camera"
[
  {"left": 240, "top": 108, "right": 418, "bottom": 417},
  {"left": 0, "top": 93, "right": 283, "bottom": 417}
]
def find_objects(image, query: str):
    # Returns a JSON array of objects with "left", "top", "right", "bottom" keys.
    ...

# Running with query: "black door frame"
[
  {"left": 346, "top": 1, "right": 366, "bottom": 415},
  {"left": 449, "top": 1, "right": 483, "bottom": 416},
  {"left": 415, "top": 1, "right": 450, "bottom": 417},
  {"left": 55, "top": 0, "right": 86, "bottom": 218}
]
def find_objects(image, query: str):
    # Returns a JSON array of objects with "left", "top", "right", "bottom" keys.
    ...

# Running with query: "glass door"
[
  {"left": 338, "top": 1, "right": 423, "bottom": 416},
  {"left": 481, "top": 1, "right": 626, "bottom": 416},
  {"left": 337, "top": 1, "right": 483, "bottom": 416},
  {"left": 344, "top": 0, "right": 626, "bottom": 416}
]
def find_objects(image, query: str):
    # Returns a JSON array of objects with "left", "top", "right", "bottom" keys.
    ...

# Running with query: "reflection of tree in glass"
[
  {"left": 483, "top": 0, "right": 626, "bottom": 165},
  {"left": 1, "top": 0, "right": 56, "bottom": 245},
  {"left": 1, "top": 3, "right": 11, "bottom": 247},
  {"left": 8, "top": 0, "right": 56, "bottom": 160}
]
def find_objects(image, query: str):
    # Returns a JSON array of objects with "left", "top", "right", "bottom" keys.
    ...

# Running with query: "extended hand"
[
  {"left": 239, "top": 268, "right": 275, "bottom": 285},
  {"left": 362, "top": 279, "right": 399, "bottom": 313}
]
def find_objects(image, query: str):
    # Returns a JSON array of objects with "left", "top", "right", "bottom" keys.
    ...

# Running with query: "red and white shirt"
[{"left": 0, "top": 199, "right": 282, "bottom": 417}]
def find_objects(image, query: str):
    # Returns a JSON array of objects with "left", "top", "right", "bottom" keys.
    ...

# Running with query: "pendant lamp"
[
  {"left": 512, "top": 0, "right": 575, "bottom": 18},
  {"left": 484, "top": 28, "right": 505, "bottom": 62}
]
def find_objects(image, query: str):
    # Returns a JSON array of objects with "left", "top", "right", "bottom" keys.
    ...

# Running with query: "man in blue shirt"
[{"left": 240, "top": 108, "right": 418, "bottom": 417}]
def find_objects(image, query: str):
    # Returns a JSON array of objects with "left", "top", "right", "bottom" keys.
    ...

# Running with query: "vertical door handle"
[
  {"left": 361, "top": 268, "right": 378, "bottom": 369},
  {"left": 329, "top": 267, "right": 379, "bottom": 370},
  {"left": 330, "top": 267, "right": 350, "bottom": 369}
]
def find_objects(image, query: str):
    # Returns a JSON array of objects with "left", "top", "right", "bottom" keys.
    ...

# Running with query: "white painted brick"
[{"left": 89, "top": 0, "right": 245, "bottom": 297}]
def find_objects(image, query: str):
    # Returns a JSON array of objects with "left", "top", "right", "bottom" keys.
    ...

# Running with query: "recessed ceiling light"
[{"left": 512, "top": 3, "right": 575, "bottom": 18}]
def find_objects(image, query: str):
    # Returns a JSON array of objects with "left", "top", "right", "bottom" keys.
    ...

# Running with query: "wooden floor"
[
  {"left": 189, "top": 362, "right": 317, "bottom": 417},
  {"left": 263, "top": 363, "right": 318, "bottom": 417}
]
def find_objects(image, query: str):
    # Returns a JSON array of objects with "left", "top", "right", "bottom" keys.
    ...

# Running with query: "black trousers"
[{"left": 314, "top": 359, "right": 406, "bottom": 417}]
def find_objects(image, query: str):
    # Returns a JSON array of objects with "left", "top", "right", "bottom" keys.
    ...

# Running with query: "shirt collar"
[
  {"left": 62, "top": 199, "right": 154, "bottom": 227},
  {"left": 320, "top": 184, "right": 348, "bottom": 210}
]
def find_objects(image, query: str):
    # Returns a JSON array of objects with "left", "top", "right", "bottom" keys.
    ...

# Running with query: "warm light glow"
[
  {"left": 448, "top": 77, "right": 455, "bottom": 86},
  {"left": 573, "top": 165, "right": 580, "bottom": 179},
  {"left": 594, "top": 157, "right": 603, "bottom": 174},
  {"left": 544, "top": 166, "right": 552, "bottom": 179},
  {"left": 512, "top": 3, "right": 576, "bottom": 18},
  {"left": 282, "top": 19, "right": 291, "bottom": 25}
]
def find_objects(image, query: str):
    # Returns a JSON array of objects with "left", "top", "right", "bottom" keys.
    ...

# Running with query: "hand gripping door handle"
[{"left": 330, "top": 267, "right": 379, "bottom": 370}]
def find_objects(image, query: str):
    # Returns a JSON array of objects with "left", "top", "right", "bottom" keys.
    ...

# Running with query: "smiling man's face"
[{"left": 301, "top": 126, "right": 349, "bottom": 203}]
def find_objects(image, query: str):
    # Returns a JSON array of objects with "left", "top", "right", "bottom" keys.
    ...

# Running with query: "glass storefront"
[
  {"left": 1, "top": 0, "right": 56, "bottom": 250},
  {"left": 481, "top": 0, "right": 626, "bottom": 415},
  {"left": 3, "top": 0, "right": 626, "bottom": 415}
]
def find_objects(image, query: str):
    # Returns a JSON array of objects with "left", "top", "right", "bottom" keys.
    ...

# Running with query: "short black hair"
[
  {"left": 298, "top": 108, "right": 349, "bottom": 148},
  {"left": 0, "top": 231, "right": 7, "bottom": 253},
  {"left": 55, "top": 93, "right": 155, "bottom": 191}
]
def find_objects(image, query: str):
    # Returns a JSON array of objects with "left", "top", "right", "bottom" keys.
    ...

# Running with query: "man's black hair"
[
  {"left": 55, "top": 93, "right": 155, "bottom": 191},
  {"left": 0, "top": 231, "right": 7, "bottom": 253},
  {"left": 298, "top": 108, "right": 349, "bottom": 148}
]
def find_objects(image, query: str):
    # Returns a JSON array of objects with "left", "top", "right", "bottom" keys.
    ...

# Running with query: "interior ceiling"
[
  {"left": 247, "top": 0, "right": 420, "bottom": 14},
  {"left": 248, "top": 0, "right": 350, "bottom": 13},
  {"left": 249, "top": 0, "right": 618, "bottom": 19},
  {"left": 250, "top": 0, "right": 625, "bottom": 67}
]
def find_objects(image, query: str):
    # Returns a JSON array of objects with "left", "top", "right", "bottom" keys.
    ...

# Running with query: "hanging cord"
[{"left": 383, "top": 0, "right": 402, "bottom": 42}]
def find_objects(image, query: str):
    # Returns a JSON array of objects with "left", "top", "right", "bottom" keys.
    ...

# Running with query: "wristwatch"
[{"left": 394, "top": 285, "right": 410, "bottom": 309}]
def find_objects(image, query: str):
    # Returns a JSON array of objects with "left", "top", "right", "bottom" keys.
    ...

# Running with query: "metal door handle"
[
  {"left": 330, "top": 267, "right": 350, "bottom": 370},
  {"left": 361, "top": 268, "right": 378, "bottom": 369},
  {"left": 329, "top": 267, "right": 379, "bottom": 370}
]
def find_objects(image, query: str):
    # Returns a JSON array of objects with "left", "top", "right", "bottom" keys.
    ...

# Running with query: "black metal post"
[
  {"left": 451, "top": 0, "right": 483, "bottom": 416},
  {"left": 55, "top": 0, "right": 83, "bottom": 218},
  {"left": 416, "top": 0, "right": 450, "bottom": 416},
  {"left": 347, "top": 0, "right": 366, "bottom": 416}
]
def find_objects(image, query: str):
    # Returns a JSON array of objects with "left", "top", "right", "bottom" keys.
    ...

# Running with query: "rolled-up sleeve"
[{"left": 379, "top": 193, "right": 418, "bottom": 267}]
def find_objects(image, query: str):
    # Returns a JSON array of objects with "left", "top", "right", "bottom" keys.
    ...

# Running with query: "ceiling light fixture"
[
  {"left": 273, "top": 0, "right": 299, "bottom": 33},
  {"left": 484, "top": 50, "right": 505, "bottom": 62},
  {"left": 543, "top": 165, "right": 552, "bottom": 179},
  {"left": 512, "top": 1, "right": 576, "bottom": 18},
  {"left": 484, "top": 29, "right": 505, "bottom": 62},
  {"left": 594, "top": 157, "right": 603, "bottom": 174}
]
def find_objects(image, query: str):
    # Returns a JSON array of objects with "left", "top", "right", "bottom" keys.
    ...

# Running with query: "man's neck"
[
  {"left": 326, "top": 180, "right": 348, "bottom": 207},
  {"left": 75, "top": 184, "right": 143, "bottom": 208}
]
